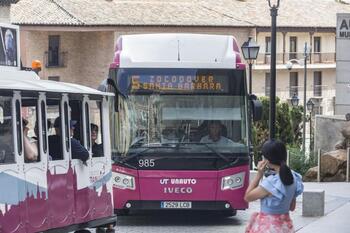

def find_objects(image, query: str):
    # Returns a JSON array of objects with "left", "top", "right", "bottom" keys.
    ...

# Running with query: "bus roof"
[
  {"left": 111, "top": 33, "right": 244, "bottom": 70},
  {"left": 0, "top": 69, "right": 113, "bottom": 96}
]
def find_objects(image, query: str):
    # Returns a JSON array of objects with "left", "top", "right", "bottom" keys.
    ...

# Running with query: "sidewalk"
[{"left": 293, "top": 182, "right": 350, "bottom": 233}]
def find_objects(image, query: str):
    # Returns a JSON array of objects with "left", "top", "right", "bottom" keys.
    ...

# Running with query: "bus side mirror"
[
  {"left": 106, "top": 78, "right": 127, "bottom": 112},
  {"left": 250, "top": 95, "right": 262, "bottom": 122}
]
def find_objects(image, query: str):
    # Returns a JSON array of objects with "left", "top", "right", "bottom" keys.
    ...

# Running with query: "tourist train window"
[
  {"left": 70, "top": 100, "right": 85, "bottom": 147},
  {"left": 22, "top": 98, "right": 41, "bottom": 163},
  {"left": 0, "top": 97, "right": 15, "bottom": 164},
  {"left": 90, "top": 100, "right": 104, "bottom": 157},
  {"left": 47, "top": 99, "right": 64, "bottom": 160}
]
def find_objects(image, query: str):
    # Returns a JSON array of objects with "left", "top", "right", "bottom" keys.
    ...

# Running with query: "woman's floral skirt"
[{"left": 245, "top": 212, "right": 295, "bottom": 233}]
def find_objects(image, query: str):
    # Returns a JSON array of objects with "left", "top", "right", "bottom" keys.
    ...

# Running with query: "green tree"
[{"left": 252, "top": 96, "right": 303, "bottom": 165}]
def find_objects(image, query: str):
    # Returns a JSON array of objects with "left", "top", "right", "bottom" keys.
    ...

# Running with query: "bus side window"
[
  {"left": 0, "top": 96, "right": 15, "bottom": 164},
  {"left": 47, "top": 99, "right": 64, "bottom": 160},
  {"left": 90, "top": 100, "right": 104, "bottom": 158},
  {"left": 21, "top": 98, "right": 40, "bottom": 163}
]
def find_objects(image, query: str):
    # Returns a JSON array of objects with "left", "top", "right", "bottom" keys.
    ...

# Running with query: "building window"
[
  {"left": 313, "top": 37, "right": 321, "bottom": 63},
  {"left": 289, "top": 36, "right": 297, "bottom": 59},
  {"left": 265, "top": 37, "right": 271, "bottom": 54},
  {"left": 314, "top": 71, "right": 322, "bottom": 97},
  {"left": 314, "top": 106, "right": 323, "bottom": 115},
  {"left": 48, "top": 76, "right": 60, "bottom": 82},
  {"left": 314, "top": 37, "right": 321, "bottom": 53},
  {"left": 48, "top": 35, "right": 60, "bottom": 67},
  {"left": 289, "top": 72, "right": 298, "bottom": 98},
  {"left": 265, "top": 73, "right": 271, "bottom": 96}
]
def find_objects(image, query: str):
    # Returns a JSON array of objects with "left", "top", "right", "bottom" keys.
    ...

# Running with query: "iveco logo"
[{"left": 163, "top": 187, "right": 193, "bottom": 194}]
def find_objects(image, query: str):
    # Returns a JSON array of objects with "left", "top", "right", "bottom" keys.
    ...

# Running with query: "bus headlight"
[
  {"left": 113, "top": 172, "right": 135, "bottom": 190},
  {"left": 221, "top": 172, "right": 245, "bottom": 190}
]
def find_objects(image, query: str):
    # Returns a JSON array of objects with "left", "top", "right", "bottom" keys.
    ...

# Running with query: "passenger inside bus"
[
  {"left": 200, "top": 120, "right": 235, "bottom": 145},
  {"left": 49, "top": 117, "right": 89, "bottom": 163},
  {"left": 91, "top": 123, "right": 103, "bottom": 157},
  {"left": 23, "top": 118, "right": 38, "bottom": 162}
]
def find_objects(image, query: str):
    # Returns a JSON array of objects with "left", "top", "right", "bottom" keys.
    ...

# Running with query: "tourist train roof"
[{"left": 0, "top": 68, "right": 113, "bottom": 96}]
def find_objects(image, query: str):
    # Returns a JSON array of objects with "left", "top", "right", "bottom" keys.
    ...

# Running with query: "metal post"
[
  {"left": 249, "top": 63, "right": 253, "bottom": 94},
  {"left": 317, "top": 148, "right": 321, "bottom": 182},
  {"left": 269, "top": 6, "right": 278, "bottom": 139},
  {"left": 347, "top": 148, "right": 350, "bottom": 182},
  {"left": 309, "top": 114, "right": 312, "bottom": 153},
  {"left": 302, "top": 43, "right": 308, "bottom": 155}
]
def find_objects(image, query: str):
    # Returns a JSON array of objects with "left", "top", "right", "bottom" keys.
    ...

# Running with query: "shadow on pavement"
[{"left": 116, "top": 211, "right": 243, "bottom": 226}]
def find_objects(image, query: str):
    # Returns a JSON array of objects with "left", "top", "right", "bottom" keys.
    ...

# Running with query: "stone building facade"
[{"left": 10, "top": 0, "right": 350, "bottom": 116}]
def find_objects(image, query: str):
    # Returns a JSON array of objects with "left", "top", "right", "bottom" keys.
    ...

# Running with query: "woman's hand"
[{"left": 257, "top": 160, "right": 268, "bottom": 175}]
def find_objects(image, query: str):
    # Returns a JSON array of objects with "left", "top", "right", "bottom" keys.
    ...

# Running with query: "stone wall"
[
  {"left": 0, "top": 6, "right": 10, "bottom": 23},
  {"left": 314, "top": 115, "right": 347, "bottom": 153}
]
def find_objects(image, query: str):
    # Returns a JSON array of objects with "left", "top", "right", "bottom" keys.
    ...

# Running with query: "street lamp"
[
  {"left": 286, "top": 43, "right": 310, "bottom": 154},
  {"left": 307, "top": 99, "right": 315, "bottom": 152},
  {"left": 241, "top": 37, "right": 260, "bottom": 94},
  {"left": 267, "top": 0, "right": 280, "bottom": 139},
  {"left": 291, "top": 93, "right": 299, "bottom": 107}
]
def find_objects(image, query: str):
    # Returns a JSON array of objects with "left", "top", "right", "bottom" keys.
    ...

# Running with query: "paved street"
[{"left": 89, "top": 182, "right": 350, "bottom": 233}]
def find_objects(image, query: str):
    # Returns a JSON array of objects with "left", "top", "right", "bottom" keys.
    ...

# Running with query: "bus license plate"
[{"left": 161, "top": 201, "right": 192, "bottom": 209}]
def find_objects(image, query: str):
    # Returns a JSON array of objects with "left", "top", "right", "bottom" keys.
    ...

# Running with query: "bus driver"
[{"left": 200, "top": 120, "right": 235, "bottom": 146}]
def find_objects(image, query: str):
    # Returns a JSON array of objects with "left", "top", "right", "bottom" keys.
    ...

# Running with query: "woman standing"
[{"left": 245, "top": 139, "right": 304, "bottom": 233}]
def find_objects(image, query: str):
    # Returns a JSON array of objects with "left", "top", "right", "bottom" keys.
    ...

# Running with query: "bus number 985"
[{"left": 138, "top": 159, "right": 155, "bottom": 168}]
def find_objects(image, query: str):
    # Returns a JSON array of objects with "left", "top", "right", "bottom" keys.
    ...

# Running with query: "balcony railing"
[
  {"left": 44, "top": 51, "right": 67, "bottom": 68},
  {"left": 256, "top": 52, "right": 335, "bottom": 65}
]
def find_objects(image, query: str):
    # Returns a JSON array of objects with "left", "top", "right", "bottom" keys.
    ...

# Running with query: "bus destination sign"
[{"left": 130, "top": 74, "right": 229, "bottom": 93}]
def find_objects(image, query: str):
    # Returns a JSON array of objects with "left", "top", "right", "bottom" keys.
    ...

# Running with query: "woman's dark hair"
[{"left": 262, "top": 139, "right": 294, "bottom": 185}]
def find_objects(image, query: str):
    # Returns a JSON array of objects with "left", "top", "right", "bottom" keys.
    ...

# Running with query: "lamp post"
[
  {"left": 267, "top": 0, "right": 280, "bottom": 139},
  {"left": 291, "top": 93, "right": 299, "bottom": 107},
  {"left": 241, "top": 37, "right": 260, "bottom": 94},
  {"left": 307, "top": 99, "right": 315, "bottom": 152},
  {"left": 286, "top": 43, "right": 310, "bottom": 154}
]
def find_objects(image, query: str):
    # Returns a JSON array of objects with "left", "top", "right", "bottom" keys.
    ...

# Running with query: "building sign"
[
  {"left": 0, "top": 24, "right": 18, "bottom": 67},
  {"left": 336, "top": 13, "right": 350, "bottom": 115},
  {"left": 337, "top": 14, "right": 350, "bottom": 39},
  {"left": 130, "top": 74, "right": 229, "bottom": 93}
]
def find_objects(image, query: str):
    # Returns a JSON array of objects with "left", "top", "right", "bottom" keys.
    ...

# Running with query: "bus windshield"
[{"left": 114, "top": 69, "right": 248, "bottom": 157}]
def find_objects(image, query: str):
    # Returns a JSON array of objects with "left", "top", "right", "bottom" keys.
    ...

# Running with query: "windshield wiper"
[{"left": 165, "top": 142, "right": 230, "bottom": 162}]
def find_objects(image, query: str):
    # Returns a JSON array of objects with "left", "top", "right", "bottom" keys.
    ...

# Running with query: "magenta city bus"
[{"left": 105, "top": 34, "right": 261, "bottom": 216}]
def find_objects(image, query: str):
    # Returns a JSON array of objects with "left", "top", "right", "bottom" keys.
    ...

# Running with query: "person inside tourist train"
[
  {"left": 200, "top": 120, "right": 234, "bottom": 145},
  {"left": 49, "top": 117, "right": 89, "bottom": 163},
  {"left": 0, "top": 120, "right": 15, "bottom": 164},
  {"left": 23, "top": 118, "right": 38, "bottom": 162},
  {"left": 91, "top": 123, "right": 103, "bottom": 157}
]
